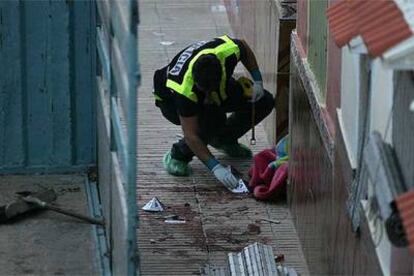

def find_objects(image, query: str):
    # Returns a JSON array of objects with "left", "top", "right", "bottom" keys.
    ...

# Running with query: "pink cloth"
[{"left": 248, "top": 149, "right": 288, "bottom": 200}]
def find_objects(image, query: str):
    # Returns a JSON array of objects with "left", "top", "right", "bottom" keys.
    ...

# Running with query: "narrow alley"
[{"left": 136, "top": 0, "right": 308, "bottom": 274}]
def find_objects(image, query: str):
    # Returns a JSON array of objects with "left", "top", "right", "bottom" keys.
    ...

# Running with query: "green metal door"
[{"left": 0, "top": 0, "right": 96, "bottom": 173}]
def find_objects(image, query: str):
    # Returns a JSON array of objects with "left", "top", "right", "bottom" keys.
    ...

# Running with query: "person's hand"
[
  {"left": 211, "top": 164, "right": 239, "bottom": 190},
  {"left": 251, "top": 80, "right": 264, "bottom": 102}
]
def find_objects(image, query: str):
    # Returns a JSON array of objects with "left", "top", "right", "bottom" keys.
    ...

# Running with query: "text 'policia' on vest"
[{"left": 153, "top": 35, "right": 241, "bottom": 106}]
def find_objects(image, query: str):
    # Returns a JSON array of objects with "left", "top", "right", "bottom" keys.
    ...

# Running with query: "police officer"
[{"left": 153, "top": 35, "right": 274, "bottom": 190}]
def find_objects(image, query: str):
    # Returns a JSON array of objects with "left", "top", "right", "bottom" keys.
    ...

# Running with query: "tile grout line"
[{"left": 193, "top": 176, "right": 213, "bottom": 266}]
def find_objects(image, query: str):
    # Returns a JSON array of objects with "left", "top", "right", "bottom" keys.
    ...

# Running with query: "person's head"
[{"left": 192, "top": 54, "right": 222, "bottom": 93}]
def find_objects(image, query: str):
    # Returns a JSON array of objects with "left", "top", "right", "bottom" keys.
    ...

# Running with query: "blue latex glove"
[
  {"left": 211, "top": 164, "right": 239, "bottom": 190},
  {"left": 250, "top": 69, "right": 264, "bottom": 102},
  {"left": 251, "top": 81, "right": 264, "bottom": 102}
]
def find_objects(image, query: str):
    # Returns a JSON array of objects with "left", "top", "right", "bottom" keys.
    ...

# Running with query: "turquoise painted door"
[
  {"left": 96, "top": 0, "right": 140, "bottom": 275},
  {"left": 0, "top": 0, "right": 96, "bottom": 173}
]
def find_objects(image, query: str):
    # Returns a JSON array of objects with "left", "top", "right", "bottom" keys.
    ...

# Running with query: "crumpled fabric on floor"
[{"left": 248, "top": 135, "right": 289, "bottom": 200}]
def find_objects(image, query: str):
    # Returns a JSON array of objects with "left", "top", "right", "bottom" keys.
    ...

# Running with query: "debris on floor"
[
  {"left": 142, "top": 197, "right": 165, "bottom": 212},
  {"left": 228, "top": 166, "right": 250, "bottom": 194},
  {"left": 230, "top": 179, "right": 250, "bottom": 194},
  {"left": 164, "top": 219, "right": 186, "bottom": 224},
  {"left": 160, "top": 41, "right": 174, "bottom": 46},
  {"left": 246, "top": 224, "right": 261, "bottom": 235},
  {"left": 200, "top": 265, "right": 230, "bottom": 276},
  {"left": 259, "top": 218, "right": 281, "bottom": 224},
  {"left": 200, "top": 242, "right": 298, "bottom": 276},
  {"left": 164, "top": 214, "right": 179, "bottom": 220},
  {"left": 163, "top": 214, "right": 186, "bottom": 224}
]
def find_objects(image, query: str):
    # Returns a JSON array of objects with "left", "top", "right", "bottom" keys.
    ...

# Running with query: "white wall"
[
  {"left": 369, "top": 59, "right": 393, "bottom": 143},
  {"left": 339, "top": 46, "right": 362, "bottom": 167}
]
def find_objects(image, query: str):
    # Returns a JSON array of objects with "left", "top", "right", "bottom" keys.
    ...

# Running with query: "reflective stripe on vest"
[{"left": 166, "top": 35, "right": 240, "bottom": 103}]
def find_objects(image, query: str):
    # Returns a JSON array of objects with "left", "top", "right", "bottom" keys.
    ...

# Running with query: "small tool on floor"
[
  {"left": 22, "top": 195, "right": 104, "bottom": 226},
  {"left": 259, "top": 217, "right": 281, "bottom": 224},
  {"left": 230, "top": 166, "right": 251, "bottom": 194},
  {"left": 0, "top": 189, "right": 104, "bottom": 226},
  {"left": 0, "top": 189, "right": 56, "bottom": 223}
]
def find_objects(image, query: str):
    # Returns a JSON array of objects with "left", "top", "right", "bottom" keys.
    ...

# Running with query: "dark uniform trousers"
[{"left": 155, "top": 77, "right": 274, "bottom": 163}]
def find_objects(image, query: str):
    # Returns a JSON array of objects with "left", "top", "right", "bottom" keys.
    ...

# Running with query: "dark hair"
[{"left": 192, "top": 54, "right": 222, "bottom": 91}]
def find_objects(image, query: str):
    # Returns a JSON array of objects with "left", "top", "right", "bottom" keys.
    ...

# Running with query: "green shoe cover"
[
  {"left": 163, "top": 151, "right": 191, "bottom": 176},
  {"left": 213, "top": 143, "right": 252, "bottom": 158}
]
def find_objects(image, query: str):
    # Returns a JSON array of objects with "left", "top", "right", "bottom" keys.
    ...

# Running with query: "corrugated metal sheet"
[
  {"left": 228, "top": 243, "right": 278, "bottom": 275},
  {"left": 326, "top": 1, "right": 358, "bottom": 47},
  {"left": 358, "top": 0, "right": 412, "bottom": 57},
  {"left": 327, "top": 0, "right": 413, "bottom": 57},
  {"left": 394, "top": 0, "right": 414, "bottom": 31},
  {"left": 201, "top": 242, "right": 298, "bottom": 276},
  {"left": 0, "top": 1, "right": 96, "bottom": 173}
]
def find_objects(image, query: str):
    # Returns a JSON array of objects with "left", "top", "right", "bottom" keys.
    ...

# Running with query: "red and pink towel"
[{"left": 248, "top": 136, "right": 289, "bottom": 200}]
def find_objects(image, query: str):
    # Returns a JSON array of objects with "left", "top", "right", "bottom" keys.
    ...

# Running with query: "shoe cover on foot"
[{"left": 163, "top": 151, "right": 191, "bottom": 176}]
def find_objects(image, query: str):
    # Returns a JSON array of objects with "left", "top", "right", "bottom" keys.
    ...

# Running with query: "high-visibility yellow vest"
[{"left": 165, "top": 35, "right": 240, "bottom": 105}]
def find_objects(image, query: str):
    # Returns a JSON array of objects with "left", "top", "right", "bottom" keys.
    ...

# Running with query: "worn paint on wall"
[
  {"left": 332, "top": 114, "right": 383, "bottom": 275},
  {"left": 275, "top": 20, "right": 296, "bottom": 143},
  {"left": 290, "top": 32, "right": 383, "bottom": 275},
  {"left": 325, "top": 0, "right": 342, "bottom": 136},
  {"left": 0, "top": 1, "right": 96, "bottom": 173},
  {"left": 296, "top": 0, "right": 308, "bottom": 55},
  {"left": 289, "top": 58, "right": 333, "bottom": 276},
  {"left": 308, "top": 0, "right": 328, "bottom": 100}
]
